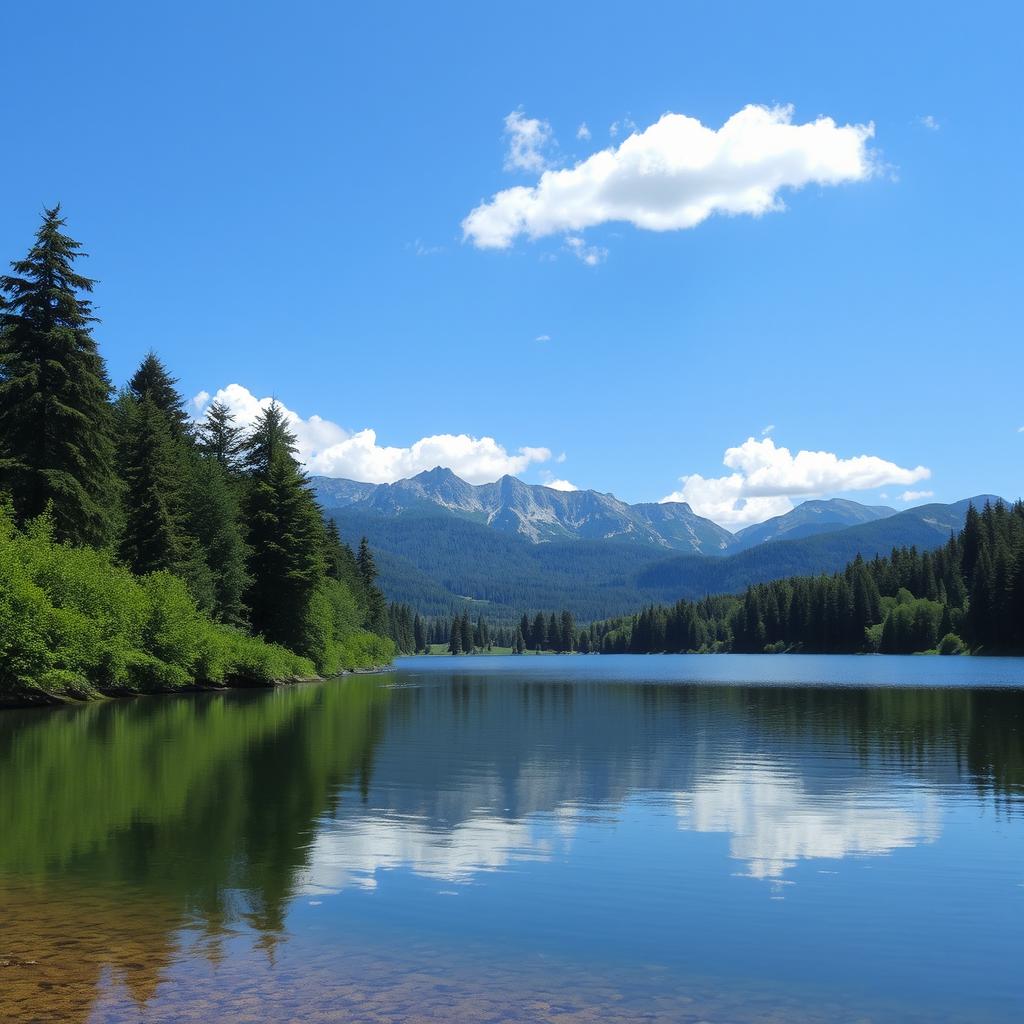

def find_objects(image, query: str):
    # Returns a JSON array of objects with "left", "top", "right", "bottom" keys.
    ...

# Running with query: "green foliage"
[
  {"left": 0, "top": 206, "right": 118, "bottom": 545},
  {"left": 0, "top": 207, "right": 398, "bottom": 701},
  {"left": 588, "top": 499, "right": 1024, "bottom": 657},
  {"left": 0, "top": 505, "right": 315, "bottom": 697},
  {"left": 242, "top": 403, "right": 327, "bottom": 655},
  {"left": 937, "top": 633, "right": 965, "bottom": 655}
]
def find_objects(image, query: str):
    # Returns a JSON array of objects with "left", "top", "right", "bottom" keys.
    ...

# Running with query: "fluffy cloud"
[
  {"left": 193, "top": 384, "right": 552, "bottom": 485},
  {"left": 899, "top": 489, "right": 934, "bottom": 502},
  {"left": 540, "top": 471, "right": 578, "bottom": 491},
  {"left": 919, "top": 114, "right": 940, "bottom": 131},
  {"left": 661, "top": 437, "right": 930, "bottom": 529},
  {"left": 760, "top": 423, "right": 775, "bottom": 436},
  {"left": 576, "top": 122, "right": 591, "bottom": 141},
  {"left": 503, "top": 109, "right": 554, "bottom": 173},
  {"left": 463, "top": 104, "right": 875, "bottom": 250}
]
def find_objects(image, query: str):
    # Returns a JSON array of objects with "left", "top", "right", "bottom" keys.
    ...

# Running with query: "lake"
[{"left": 1, "top": 654, "right": 1023, "bottom": 1023}]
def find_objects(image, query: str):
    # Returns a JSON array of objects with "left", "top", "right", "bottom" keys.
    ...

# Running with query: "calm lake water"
[{"left": 2, "top": 654, "right": 1023, "bottom": 1023}]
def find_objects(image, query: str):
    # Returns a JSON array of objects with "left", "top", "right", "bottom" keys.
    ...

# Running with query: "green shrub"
[
  {"left": 0, "top": 506, "right": 325, "bottom": 697},
  {"left": 937, "top": 632, "right": 965, "bottom": 655}
]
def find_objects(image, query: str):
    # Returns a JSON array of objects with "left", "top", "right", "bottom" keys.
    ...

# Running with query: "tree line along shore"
[{"left": 0, "top": 207, "right": 393, "bottom": 705}]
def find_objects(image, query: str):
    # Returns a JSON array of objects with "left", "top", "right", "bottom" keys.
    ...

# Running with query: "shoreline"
[{"left": 0, "top": 664, "right": 394, "bottom": 712}]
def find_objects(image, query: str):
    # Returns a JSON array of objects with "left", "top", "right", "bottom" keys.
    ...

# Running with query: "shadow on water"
[{"left": 0, "top": 661, "right": 1021, "bottom": 1022}]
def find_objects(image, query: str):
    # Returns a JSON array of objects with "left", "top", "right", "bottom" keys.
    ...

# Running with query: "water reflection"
[
  {"left": 676, "top": 766, "right": 942, "bottom": 880},
  {"left": 0, "top": 658, "right": 1022, "bottom": 1023}
]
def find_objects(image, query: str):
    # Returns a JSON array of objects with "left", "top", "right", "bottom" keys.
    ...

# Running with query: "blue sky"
[{"left": 1, "top": 2, "right": 1020, "bottom": 526}]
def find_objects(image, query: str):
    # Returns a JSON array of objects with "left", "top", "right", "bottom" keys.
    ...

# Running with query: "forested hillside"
[
  {"left": 328, "top": 497, "right": 993, "bottom": 623},
  {"left": 0, "top": 207, "right": 392, "bottom": 702},
  {"left": 592, "top": 499, "right": 1024, "bottom": 655}
]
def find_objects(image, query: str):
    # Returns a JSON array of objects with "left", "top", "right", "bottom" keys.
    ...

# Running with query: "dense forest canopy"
[
  {"left": 0, "top": 207, "right": 393, "bottom": 700},
  {"left": 585, "top": 499, "right": 1024, "bottom": 656}
]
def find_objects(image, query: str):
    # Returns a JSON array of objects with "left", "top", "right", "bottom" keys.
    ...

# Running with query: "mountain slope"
[
  {"left": 633, "top": 497, "right": 1000, "bottom": 602},
  {"left": 733, "top": 498, "right": 897, "bottom": 550}
]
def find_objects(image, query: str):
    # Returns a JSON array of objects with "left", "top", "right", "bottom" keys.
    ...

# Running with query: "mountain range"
[
  {"left": 311, "top": 469, "right": 1002, "bottom": 622},
  {"left": 312, "top": 468, "right": 892, "bottom": 554}
]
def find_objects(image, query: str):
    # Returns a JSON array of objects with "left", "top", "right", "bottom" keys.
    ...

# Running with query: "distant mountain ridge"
[
  {"left": 732, "top": 498, "right": 897, "bottom": 550},
  {"left": 313, "top": 467, "right": 736, "bottom": 554},
  {"left": 311, "top": 469, "right": 1006, "bottom": 623}
]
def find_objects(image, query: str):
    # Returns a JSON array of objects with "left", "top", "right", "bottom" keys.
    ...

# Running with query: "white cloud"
[
  {"left": 535, "top": 333, "right": 551, "bottom": 342},
  {"left": 463, "top": 104, "right": 875, "bottom": 250},
  {"left": 899, "top": 489, "right": 934, "bottom": 502},
  {"left": 760, "top": 423, "right": 775, "bottom": 436},
  {"left": 565, "top": 235, "right": 607, "bottom": 266},
  {"left": 556, "top": 452, "right": 567, "bottom": 464},
  {"left": 190, "top": 389, "right": 210, "bottom": 412},
  {"left": 503, "top": 109, "right": 554, "bottom": 174},
  {"left": 661, "top": 437, "right": 931, "bottom": 529},
  {"left": 919, "top": 114, "right": 940, "bottom": 131},
  {"left": 193, "top": 384, "right": 552, "bottom": 485},
  {"left": 608, "top": 117, "right": 637, "bottom": 139},
  {"left": 545, "top": 478, "right": 578, "bottom": 492},
  {"left": 576, "top": 122, "right": 591, "bottom": 141},
  {"left": 1018, "top": 426, "right": 1024, "bottom": 433}
]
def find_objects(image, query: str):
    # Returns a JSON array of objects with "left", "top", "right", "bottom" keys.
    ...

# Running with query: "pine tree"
[
  {"left": 128, "top": 351, "right": 190, "bottom": 438},
  {"left": 187, "top": 455, "right": 250, "bottom": 624},
  {"left": 548, "top": 612, "right": 560, "bottom": 651},
  {"left": 357, "top": 536, "right": 387, "bottom": 634},
  {"left": 242, "top": 402, "right": 325, "bottom": 653},
  {"left": 448, "top": 617, "right": 462, "bottom": 654},
  {"left": 460, "top": 612, "right": 474, "bottom": 654},
  {"left": 413, "top": 613, "right": 425, "bottom": 653},
  {"left": 514, "top": 627, "right": 525, "bottom": 654},
  {"left": 532, "top": 612, "right": 546, "bottom": 651},
  {"left": 117, "top": 395, "right": 196, "bottom": 580},
  {"left": 197, "top": 399, "right": 246, "bottom": 471},
  {"left": 560, "top": 610, "right": 576, "bottom": 652},
  {"left": 0, "top": 206, "right": 118, "bottom": 545}
]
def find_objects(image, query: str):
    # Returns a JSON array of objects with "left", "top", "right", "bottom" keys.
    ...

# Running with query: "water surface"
[{"left": 1, "top": 654, "right": 1023, "bottom": 1023}]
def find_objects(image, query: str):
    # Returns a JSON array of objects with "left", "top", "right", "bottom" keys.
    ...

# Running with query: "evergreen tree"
[
  {"left": 117, "top": 395, "right": 189, "bottom": 577},
  {"left": 186, "top": 455, "right": 250, "bottom": 624},
  {"left": 460, "top": 612, "right": 474, "bottom": 654},
  {"left": 548, "top": 612, "right": 560, "bottom": 651},
  {"left": 197, "top": 399, "right": 246, "bottom": 471},
  {"left": 532, "top": 612, "right": 547, "bottom": 651},
  {"left": 0, "top": 206, "right": 118, "bottom": 545},
  {"left": 242, "top": 402, "right": 326, "bottom": 653},
  {"left": 413, "top": 613, "right": 425, "bottom": 653},
  {"left": 514, "top": 627, "right": 526, "bottom": 654},
  {"left": 448, "top": 617, "right": 462, "bottom": 654},
  {"left": 128, "top": 351, "right": 190, "bottom": 438},
  {"left": 357, "top": 536, "right": 387, "bottom": 634},
  {"left": 560, "top": 609, "right": 576, "bottom": 652}
]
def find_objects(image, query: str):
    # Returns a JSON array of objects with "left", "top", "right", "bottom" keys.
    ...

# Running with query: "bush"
[
  {"left": 0, "top": 506, "right": 320, "bottom": 697},
  {"left": 937, "top": 632, "right": 965, "bottom": 655}
]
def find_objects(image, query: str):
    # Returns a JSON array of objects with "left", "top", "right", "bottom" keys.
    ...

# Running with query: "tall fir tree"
[
  {"left": 117, "top": 394, "right": 188, "bottom": 576},
  {"left": 242, "top": 402, "right": 326, "bottom": 654},
  {"left": 197, "top": 399, "right": 246, "bottom": 471},
  {"left": 128, "top": 351, "right": 191, "bottom": 438},
  {"left": 0, "top": 206, "right": 118, "bottom": 545},
  {"left": 357, "top": 536, "right": 388, "bottom": 634}
]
